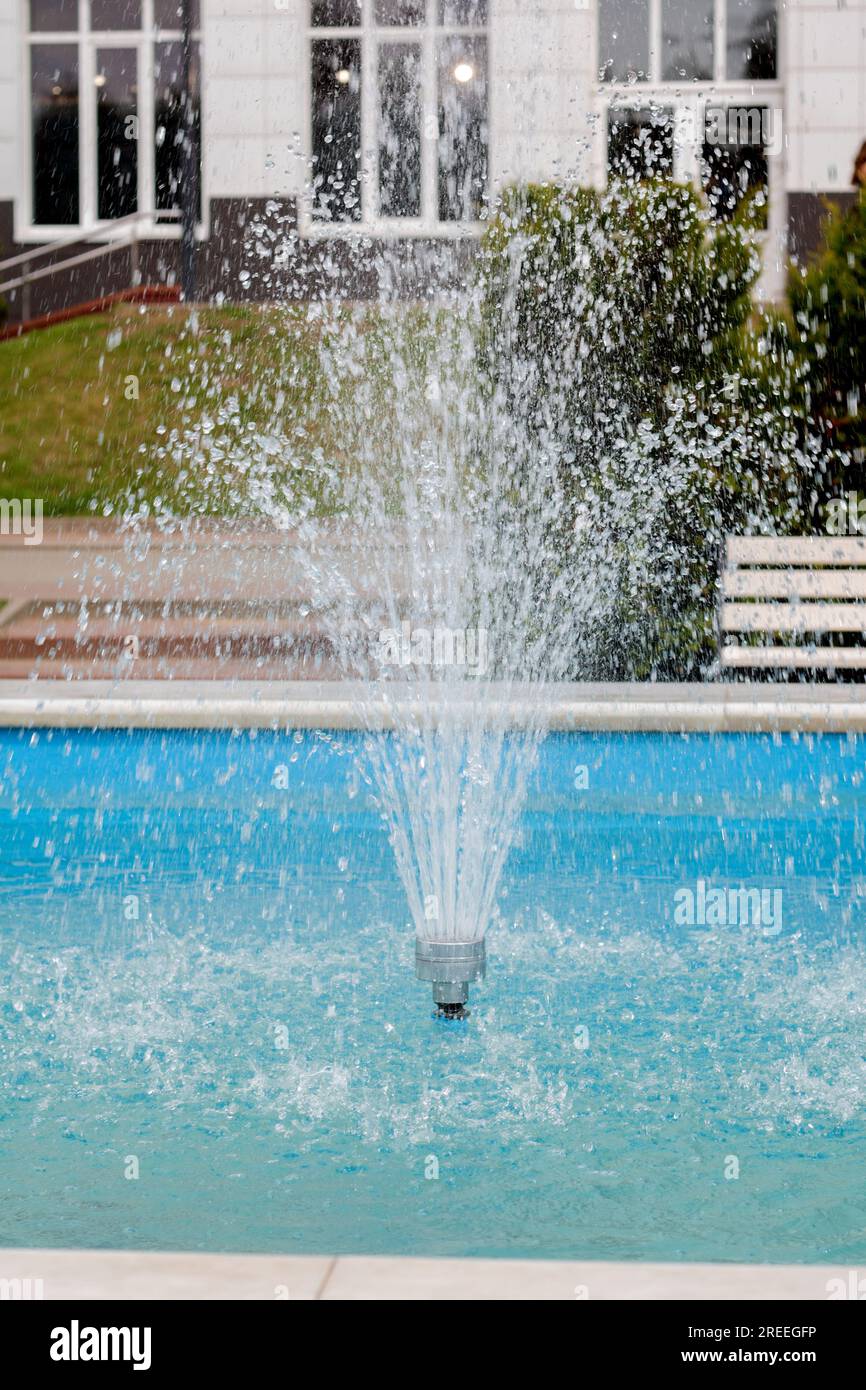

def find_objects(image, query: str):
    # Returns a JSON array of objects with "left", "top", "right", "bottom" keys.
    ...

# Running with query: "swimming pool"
[{"left": 1, "top": 727, "right": 864, "bottom": 1264}]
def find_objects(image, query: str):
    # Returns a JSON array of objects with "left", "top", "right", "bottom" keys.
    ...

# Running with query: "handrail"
[
  {"left": 2, "top": 239, "right": 141, "bottom": 294},
  {"left": 0, "top": 209, "right": 183, "bottom": 297},
  {"left": 0, "top": 209, "right": 181, "bottom": 276}
]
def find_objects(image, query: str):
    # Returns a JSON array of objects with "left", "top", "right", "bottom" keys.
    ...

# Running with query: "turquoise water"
[{"left": 1, "top": 727, "right": 865, "bottom": 1263}]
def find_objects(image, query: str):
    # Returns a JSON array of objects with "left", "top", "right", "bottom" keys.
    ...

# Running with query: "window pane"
[
  {"left": 311, "top": 39, "right": 362, "bottom": 222},
  {"left": 662, "top": 0, "right": 713, "bottom": 81},
  {"left": 437, "top": 36, "right": 487, "bottom": 222},
  {"left": 97, "top": 48, "right": 138, "bottom": 220},
  {"left": 29, "top": 0, "right": 76, "bottom": 31},
  {"left": 608, "top": 108, "right": 674, "bottom": 180},
  {"left": 91, "top": 0, "right": 142, "bottom": 29},
  {"left": 598, "top": 0, "right": 649, "bottom": 84},
  {"left": 378, "top": 43, "right": 422, "bottom": 217},
  {"left": 727, "top": 0, "right": 777, "bottom": 81},
  {"left": 154, "top": 0, "right": 201, "bottom": 27},
  {"left": 703, "top": 106, "right": 770, "bottom": 225},
  {"left": 439, "top": 1, "right": 487, "bottom": 22},
  {"left": 376, "top": 1, "right": 426, "bottom": 22},
  {"left": 31, "top": 45, "right": 79, "bottom": 224},
  {"left": 154, "top": 40, "right": 201, "bottom": 218},
  {"left": 311, "top": 1, "right": 362, "bottom": 24}
]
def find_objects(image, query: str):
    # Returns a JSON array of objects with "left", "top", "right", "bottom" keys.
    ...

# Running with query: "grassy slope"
[{"left": 0, "top": 303, "right": 332, "bottom": 516}]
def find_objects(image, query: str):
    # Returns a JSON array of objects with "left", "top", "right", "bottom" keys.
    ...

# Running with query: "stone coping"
[
  {"left": 0, "top": 680, "right": 864, "bottom": 732},
  {"left": 0, "top": 1249, "right": 857, "bottom": 1301}
]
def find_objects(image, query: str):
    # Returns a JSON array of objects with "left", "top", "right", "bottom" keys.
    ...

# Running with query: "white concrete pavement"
[{"left": 0, "top": 1248, "right": 857, "bottom": 1301}]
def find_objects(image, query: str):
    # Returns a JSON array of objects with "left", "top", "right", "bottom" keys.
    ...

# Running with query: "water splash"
[{"left": 116, "top": 181, "right": 823, "bottom": 1000}]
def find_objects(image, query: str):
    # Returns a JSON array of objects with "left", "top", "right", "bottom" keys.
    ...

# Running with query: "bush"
[
  {"left": 787, "top": 189, "right": 866, "bottom": 513},
  {"left": 477, "top": 179, "right": 816, "bottom": 678}
]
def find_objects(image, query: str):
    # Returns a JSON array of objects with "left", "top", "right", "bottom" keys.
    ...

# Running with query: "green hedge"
[{"left": 477, "top": 179, "right": 817, "bottom": 679}]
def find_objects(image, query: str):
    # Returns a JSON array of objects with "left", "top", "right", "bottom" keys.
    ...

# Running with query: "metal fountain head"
[{"left": 415, "top": 938, "right": 486, "bottom": 1019}]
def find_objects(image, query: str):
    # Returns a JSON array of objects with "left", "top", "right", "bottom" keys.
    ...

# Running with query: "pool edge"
[{"left": 0, "top": 681, "right": 864, "bottom": 732}]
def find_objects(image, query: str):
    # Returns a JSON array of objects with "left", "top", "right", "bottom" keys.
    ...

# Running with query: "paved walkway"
[
  {"left": 0, "top": 1248, "right": 853, "bottom": 1300},
  {"left": 0, "top": 519, "right": 403, "bottom": 680}
]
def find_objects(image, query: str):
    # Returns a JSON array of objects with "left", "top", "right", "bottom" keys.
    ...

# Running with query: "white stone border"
[
  {"left": 0, "top": 1248, "right": 855, "bottom": 1300},
  {"left": 0, "top": 681, "right": 865, "bottom": 732}
]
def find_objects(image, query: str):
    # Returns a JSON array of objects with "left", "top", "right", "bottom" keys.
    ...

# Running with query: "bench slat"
[
  {"left": 723, "top": 569, "right": 866, "bottom": 598},
  {"left": 721, "top": 645, "right": 866, "bottom": 669},
  {"left": 722, "top": 602, "right": 866, "bottom": 633},
  {"left": 726, "top": 537, "right": 866, "bottom": 565}
]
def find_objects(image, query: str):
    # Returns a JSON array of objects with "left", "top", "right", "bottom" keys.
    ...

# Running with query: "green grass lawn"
[{"left": 0, "top": 303, "right": 343, "bottom": 516}]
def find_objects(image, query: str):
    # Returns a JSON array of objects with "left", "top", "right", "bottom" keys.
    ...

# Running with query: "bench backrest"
[{"left": 720, "top": 536, "right": 866, "bottom": 669}]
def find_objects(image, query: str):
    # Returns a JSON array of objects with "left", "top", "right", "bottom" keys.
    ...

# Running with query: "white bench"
[{"left": 720, "top": 536, "right": 866, "bottom": 671}]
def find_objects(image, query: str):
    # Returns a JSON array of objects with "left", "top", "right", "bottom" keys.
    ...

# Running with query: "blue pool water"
[{"left": 1, "top": 727, "right": 865, "bottom": 1263}]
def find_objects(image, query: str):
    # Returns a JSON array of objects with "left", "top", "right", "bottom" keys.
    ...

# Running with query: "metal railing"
[{"left": 0, "top": 210, "right": 182, "bottom": 319}]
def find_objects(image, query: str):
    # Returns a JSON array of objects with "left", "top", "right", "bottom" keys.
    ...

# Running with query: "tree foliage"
[{"left": 477, "top": 179, "right": 817, "bottom": 678}]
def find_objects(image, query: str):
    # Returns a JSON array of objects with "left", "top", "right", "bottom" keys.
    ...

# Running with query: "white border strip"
[
  {"left": 0, "top": 1247, "right": 855, "bottom": 1301},
  {"left": 5, "top": 681, "right": 866, "bottom": 733},
  {"left": 1, "top": 682, "right": 865, "bottom": 732}
]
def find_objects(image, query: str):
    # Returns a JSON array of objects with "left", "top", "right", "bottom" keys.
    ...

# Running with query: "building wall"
[
  {"left": 786, "top": 0, "right": 866, "bottom": 196},
  {"left": 489, "top": 0, "right": 595, "bottom": 190},
  {"left": 0, "top": 2, "right": 19, "bottom": 211},
  {"left": 206, "top": 0, "right": 305, "bottom": 204},
  {"left": 3, "top": 0, "right": 866, "bottom": 322}
]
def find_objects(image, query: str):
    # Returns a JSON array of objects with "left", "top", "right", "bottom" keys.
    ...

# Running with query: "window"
[
  {"left": 29, "top": 0, "right": 78, "bottom": 32},
  {"left": 379, "top": 43, "right": 422, "bottom": 217},
  {"left": 309, "top": 0, "right": 488, "bottom": 230},
  {"left": 436, "top": 33, "right": 487, "bottom": 221},
  {"left": 702, "top": 105, "right": 772, "bottom": 225},
  {"left": 598, "top": 0, "right": 649, "bottom": 84},
  {"left": 96, "top": 48, "right": 138, "bottom": 220},
  {"left": 91, "top": 0, "right": 142, "bottom": 29},
  {"left": 599, "top": 1, "right": 780, "bottom": 240},
  {"left": 599, "top": 0, "right": 777, "bottom": 85},
  {"left": 727, "top": 0, "right": 777, "bottom": 81},
  {"left": 662, "top": 0, "right": 713, "bottom": 83},
  {"left": 154, "top": 39, "right": 202, "bottom": 221},
  {"left": 311, "top": 38, "right": 362, "bottom": 222},
  {"left": 31, "top": 45, "right": 79, "bottom": 225},
  {"left": 608, "top": 108, "right": 674, "bottom": 182},
  {"left": 26, "top": 0, "right": 202, "bottom": 232}
]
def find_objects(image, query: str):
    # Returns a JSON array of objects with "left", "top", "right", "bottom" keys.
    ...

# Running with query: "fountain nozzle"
[{"left": 415, "top": 938, "right": 486, "bottom": 1018}]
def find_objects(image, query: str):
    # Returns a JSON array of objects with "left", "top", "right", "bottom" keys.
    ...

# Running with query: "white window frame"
[
  {"left": 301, "top": 0, "right": 489, "bottom": 239},
  {"left": 594, "top": 0, "right": 786, "bottom": 297},
  {"left": 18, "top": 0, "right": 206, "bottom": 244}
]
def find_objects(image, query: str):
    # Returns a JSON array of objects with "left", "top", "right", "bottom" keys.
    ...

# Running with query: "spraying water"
[
  {"left": 279, "top": 291, "right": 581, "bottom": 1015},
  {"left": 113, "top": 132, "right": 823, "bottom": 1018}
]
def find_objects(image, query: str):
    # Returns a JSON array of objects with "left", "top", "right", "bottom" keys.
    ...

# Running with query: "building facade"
[{"left": 0, "top": 0, "right": 863, "bottom": 320}]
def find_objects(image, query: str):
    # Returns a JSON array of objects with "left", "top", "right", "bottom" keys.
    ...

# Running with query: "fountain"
[
  {"left": 115, "top": 85, "right": 818, "bottom": 1022},
  {"left": 116, "top": 173, "right": 817, "bottom": 1019},
  {"left": 5, "top": 7, "right": 866, "bottom": 1286},
  {"left": 415, "top": 938, "right": 486, "bottom": 1017}
]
